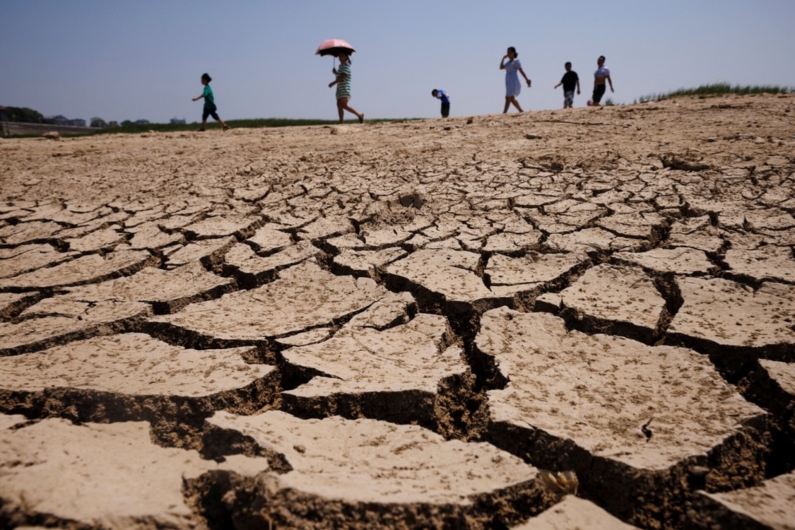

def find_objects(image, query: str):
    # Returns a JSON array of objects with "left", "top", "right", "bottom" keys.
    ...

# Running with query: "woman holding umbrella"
[
  {"left": 317, "top": 40, "right": 365, "bottom": 124},
  {"left": 500, "top": 46, "right": 531, "bottom": 113},
  {"left": 328, "top": 52, "right": 364, "bottom": 124}
]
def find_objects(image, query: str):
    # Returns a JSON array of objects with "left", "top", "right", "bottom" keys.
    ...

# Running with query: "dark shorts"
[
  {"left": 202, "top": 107, "right": 220, "bottom": 121},
  {"left": 592, "top": 84, "right": 607, "bottom": 104},
  {"left": 441, "top": 102, "right": 450, "bottom": 118}
]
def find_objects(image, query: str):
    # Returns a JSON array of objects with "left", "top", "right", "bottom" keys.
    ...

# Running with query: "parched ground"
[{"left": 1, "top": 94, "right": 794, "bottom": 529}]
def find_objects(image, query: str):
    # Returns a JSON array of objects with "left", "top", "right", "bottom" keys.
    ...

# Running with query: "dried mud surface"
[{"left": 0, "top": 94, "right": 794, "bottom": 529}]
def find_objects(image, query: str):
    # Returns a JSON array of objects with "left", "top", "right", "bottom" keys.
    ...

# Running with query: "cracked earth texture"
[{"left": 0, "top": 94, "right": 794, "bottom": 529}]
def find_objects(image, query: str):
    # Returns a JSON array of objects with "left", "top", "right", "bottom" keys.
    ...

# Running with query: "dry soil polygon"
[
  {"left": 0, "top": 249, "right": 155, "bottom": 291},
  {"left": 59, "top": 261, "right": 235, "bottom": 313},
  {"left": 667, "top": 278, "right": 795, "bottom": 356},
  {"left": 513, "top": 495, "right": 638, "bottom": 529},
  {"left": 479, "top": 307, "right": 766, "bottom": 526},
  {"left": 0, "top": 299, "right": 151, "bottom": 356},
  {"left": 149, "top": 261, "right": 387, "bottom": 349},
  {"left": 691, "top": 471, "right": 795, "bottom": 530},
  {"left": 206, "top": 410, "right": 551, "bottom": 529},
  {"left": 0, "top": 419, "right": 270, "bottom": 529}
]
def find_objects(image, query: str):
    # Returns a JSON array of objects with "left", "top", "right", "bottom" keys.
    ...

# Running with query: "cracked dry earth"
[{"left": 0, "top": 94, "right": 794, "bottom": 530}]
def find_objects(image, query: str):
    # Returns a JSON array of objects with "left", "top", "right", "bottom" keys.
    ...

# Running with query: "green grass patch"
[{"left": 635, "top": 83, "right": 792, "bottom": 104}]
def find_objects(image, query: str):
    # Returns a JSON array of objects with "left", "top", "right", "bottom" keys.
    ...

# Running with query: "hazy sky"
[{"left": 2, "top": 1, "right": 794, "bottom": 123}]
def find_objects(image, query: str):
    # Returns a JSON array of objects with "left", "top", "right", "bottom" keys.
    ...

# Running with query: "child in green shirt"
[{"left": 192, "top": 73, "right": 229, "bottom": 131}]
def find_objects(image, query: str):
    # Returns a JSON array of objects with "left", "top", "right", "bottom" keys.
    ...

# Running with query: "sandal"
[{"left": 359, "top": 114, "right": 364, "bottom": 124}]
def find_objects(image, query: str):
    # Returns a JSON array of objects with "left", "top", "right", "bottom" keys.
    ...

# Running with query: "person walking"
[
  {"left": 500, "top": 47, "right": 531, "bottom": 113},
  {"left": 328, "top": 53, "right": 364, "bottom": 124},
  {"left": 431, "top": 89, "right": 450, "bottom": 118},
  {"left": 192, "top": 73, "right": 229, "bottom": 131},
  {"left": 588, "top": 56, "right": 614, "bottom": 106},
  {"left": 554, "top": 62, "right": 580, "bottom": 108}
]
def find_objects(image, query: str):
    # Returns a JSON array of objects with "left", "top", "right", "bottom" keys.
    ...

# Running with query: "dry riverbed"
[{"left": 1, "top": 93, "right": 794, "bottom": 529}]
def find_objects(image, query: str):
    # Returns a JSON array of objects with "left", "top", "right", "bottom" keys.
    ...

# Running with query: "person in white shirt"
[{"left": 588, "top": 55, "right": 614, "bottom": 106}]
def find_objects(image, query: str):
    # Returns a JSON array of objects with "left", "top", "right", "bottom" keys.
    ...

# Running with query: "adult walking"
[
  {"left": 328, "top": 52, "right": 364, "bottom": 124},
  {"left": 588, "top": 55, "right": 614, "bottom": 106},
  {"left": 500, "top": 47, "right": 531, "bottom": 113}
]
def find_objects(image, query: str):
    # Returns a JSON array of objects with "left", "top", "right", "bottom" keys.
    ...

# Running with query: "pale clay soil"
[{"left": 0, "top": 94, "right": 794, "bottom": 529}]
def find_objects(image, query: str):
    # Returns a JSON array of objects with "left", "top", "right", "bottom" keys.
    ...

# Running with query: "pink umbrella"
[{"left": 315, "top": 39, "right": 355, "bottom": 57}]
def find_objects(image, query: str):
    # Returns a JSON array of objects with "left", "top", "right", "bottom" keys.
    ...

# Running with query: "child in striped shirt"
[{"left": 328, "top": 53, "right": 364, "bottom": 124}]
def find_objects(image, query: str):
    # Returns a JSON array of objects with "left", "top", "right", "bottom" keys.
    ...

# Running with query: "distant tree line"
[
  {"left": 0, "top": 106, "right": 121, "bottom": 128},
  {"left": 3, "top": 106, "right": 45, "bottom": 123}
]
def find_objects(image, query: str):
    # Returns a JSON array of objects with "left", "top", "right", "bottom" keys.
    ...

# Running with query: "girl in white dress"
[{"left": 500, "top": 47, "right": 532, "bottom": 113}]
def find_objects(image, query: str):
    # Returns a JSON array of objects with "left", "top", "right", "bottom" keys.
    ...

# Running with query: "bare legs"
[
  {"left": 200, "top": 112, "right": 229, "bottom": 131},
  {"left": 200, "top": 119, "right": 229, "bottom": 131},
  {"left": 336, "top": 97, "right": 363, "bottom": 124},
  {"left": 503, "top": 96, "right": 524, "bottom": 113}
]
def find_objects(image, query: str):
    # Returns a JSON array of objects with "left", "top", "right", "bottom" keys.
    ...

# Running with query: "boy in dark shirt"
[{"left": 554, "top": 62, "right": 580, "bottom": 109}]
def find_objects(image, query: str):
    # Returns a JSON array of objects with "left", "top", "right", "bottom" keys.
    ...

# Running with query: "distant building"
[
  {"left": 134, "top": 119, "right": 150, "bottom": 125},
  {"left": 44, "top": 116, "right": 87, "bottom": 127},
  {"left": 170, "top": 118, "right": 186, "bottom": 125}
]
